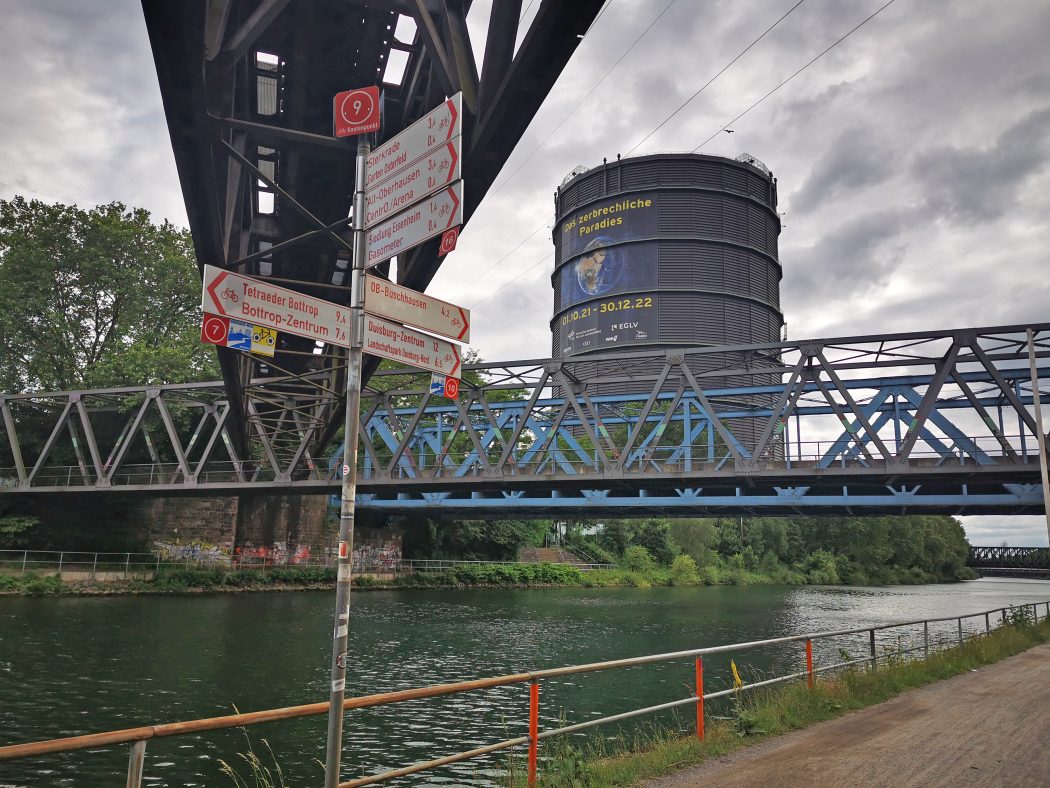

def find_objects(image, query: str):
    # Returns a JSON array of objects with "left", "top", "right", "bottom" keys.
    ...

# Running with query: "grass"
[{"left": 506, "top": 615, "right": 1050, "bottom": 787}]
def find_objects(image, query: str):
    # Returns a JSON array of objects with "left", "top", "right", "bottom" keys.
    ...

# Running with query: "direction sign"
[
  {"left": 334, "top": 86, "right": 380, "bottom": 137},
  {"left": 365, "top": 182, "right": 463, "bottom": 266},
  {"left": 365, "top": 93, "right": 461, "bottom": 188},
  {"left": 364, "top": 274, "right": 470, "bottom": 343},
  {"left": 364, "top": 141, "right": 460, "bottom": 227},
  {"left": 201, "top": 264, "right": 352, "bottom": 347},
  {"left": 363, "top": 314, "right": 462, "bottom": 378}
]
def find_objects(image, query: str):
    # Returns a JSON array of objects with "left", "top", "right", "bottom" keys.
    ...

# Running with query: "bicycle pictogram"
[{"left": 220, "top": 287, "right": 239, "bottom": 303}]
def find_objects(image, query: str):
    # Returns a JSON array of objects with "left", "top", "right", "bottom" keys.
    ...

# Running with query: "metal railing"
[
  {"left": 0, "top": 550, "right": 611, "bottom": 578},
  {"left": 2, "top": 600, "right": 1047, "bottom": 786}
]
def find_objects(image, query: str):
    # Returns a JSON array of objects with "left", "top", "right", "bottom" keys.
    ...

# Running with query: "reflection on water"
[{"left": 1, "top": 578, "right": 1048, "bottom": 786}]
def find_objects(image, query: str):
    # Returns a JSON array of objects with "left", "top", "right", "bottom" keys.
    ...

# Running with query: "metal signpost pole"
[
  {"left": 324, "top": 136, "right": 369, "bottom": 788},
  {"left": 1026, "top": 328, "right": 1050, "bottom": 546}
]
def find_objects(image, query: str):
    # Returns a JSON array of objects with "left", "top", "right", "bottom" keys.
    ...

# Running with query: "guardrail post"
[
  {"left": 21, "top": 550, "right": 27, "bottom": 574},
  {"left": 924, "top": 621, "right": 929, "bottom": 658},
  {"left": 155, "top": 555, "right": 160, "bottom": 577},
  {"left": 125, "top": 553, "right": 131, "bottom": 579},
  {"left": 695, "top": 656, "right": 704, "bottom": 740},
  {"left": 91, "top": 553, "right": 98, "bottom": 581},
  {"left": 957, "top": 618, "right": 963, "bottom": 646},
  {"left": 126, "top": 740, "right": 146, "bottom": 788},
  {"left": 805, "top": 639, "right": 814, "bottom": 689},
  {"left": 57, "top": 552, "right": 64, "bottom": 575},
  {"left": 869, "top": 629, "right": 877, "bottom": 671},
  {"left": 985, "top": 612, "right": 990, "bottom": 634},
  {"left": 528, "top": 680, "right": 539, "bottom": 786}
]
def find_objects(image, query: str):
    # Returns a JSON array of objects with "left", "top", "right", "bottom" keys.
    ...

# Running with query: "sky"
[{"left": 1, "top": 0, "right": 1048, "bottom": 545}]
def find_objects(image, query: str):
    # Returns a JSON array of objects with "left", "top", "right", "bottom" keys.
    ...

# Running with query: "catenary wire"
[
  {"left": 625, "top": 0, "right": 808, "bottom": 156},
  {"left": 693, "top": 0, "right": 898, "bottom": 151}
]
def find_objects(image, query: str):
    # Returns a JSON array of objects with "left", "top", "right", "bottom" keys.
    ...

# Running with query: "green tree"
[{"left": 0, "top": 197, "right": 218, "bottom": 392}]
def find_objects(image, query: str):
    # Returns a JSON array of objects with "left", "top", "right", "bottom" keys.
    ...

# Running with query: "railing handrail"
[{"left": 2, "top": 599, "right": 1046, "bottom": 766}]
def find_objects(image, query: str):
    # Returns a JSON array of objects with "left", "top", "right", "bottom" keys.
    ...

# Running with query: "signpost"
[
  {"left": 333, "top": 86, "right": 380, "bottom": 137},
  {"left": 201, "top": 264, "right": 352, "bottom": 347},
  {"left": 365, "top": 93, "right": 460, "bottom": 186},
  {"left": 364, "top": 141, "right": 460, "bottom": 227},
  {"left": 363, "top": 313, "right": 462, "bottom": 378},
  {"left": 311, "top": 90, "right": 471, "bottom": 788},
  {"left": 365, "top": 182, "right": 462, "bottom": 267},
  {"left": 364, "top": 274, "right": 469, "bottom": 342}
]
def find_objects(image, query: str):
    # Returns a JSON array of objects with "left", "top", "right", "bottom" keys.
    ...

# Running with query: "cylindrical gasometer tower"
[{"left": 551, "top": 153, "right": 783, "bottom": 447}]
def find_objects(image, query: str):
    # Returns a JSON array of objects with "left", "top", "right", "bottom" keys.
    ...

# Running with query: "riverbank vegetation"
[
  {"left": 402, "top": 513, "right": 978, "bottom": 585},
  {"left": 507, "top": 614, "right": 1050, "bottom": 787}
]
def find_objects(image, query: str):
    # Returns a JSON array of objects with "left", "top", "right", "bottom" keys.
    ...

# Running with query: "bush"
[
  {"left": 622, "top": 546, "right": 656, "bottom": 573},
  {"left": 670, "top": 555, "right": 700, "bottom": 586}
]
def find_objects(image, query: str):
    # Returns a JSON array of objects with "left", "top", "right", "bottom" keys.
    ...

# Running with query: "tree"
[{"left": 0, "top": 197, "right": 218, "bottom": 392}]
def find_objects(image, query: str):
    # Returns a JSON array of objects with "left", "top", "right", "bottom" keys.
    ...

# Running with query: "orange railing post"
[
  {"left": 528, "top": 680, "right": 539, "bottom": 786},
  {"left": 695, "top": 656, "right": 705, "bottom": 740},
  {"left": 806, "top": 639, "right": 814, "bottom": 689}
]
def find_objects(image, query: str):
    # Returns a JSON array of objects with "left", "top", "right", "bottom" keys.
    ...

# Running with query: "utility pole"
[
  {"left": 324, "top": 136, "right": 369, "bottom": 788},
  {"left": 1026, "top": 328, "right": 1050, "bottom": 547}
]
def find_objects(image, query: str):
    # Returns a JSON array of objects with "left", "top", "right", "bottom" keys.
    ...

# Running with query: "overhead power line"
[
  {"left": 625, "top": 0, "right": 808, "bottom": 156},
  {"left": 693, "top": 0, "right": 898, "bottom": 152}
]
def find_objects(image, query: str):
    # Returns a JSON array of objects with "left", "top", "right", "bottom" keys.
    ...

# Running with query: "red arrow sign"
[
  {"left": 364, "top": 141, "right": 461, "bottom": 228},
  {"left": 364, "top": 274, "right": 470, "bottom": 342}
]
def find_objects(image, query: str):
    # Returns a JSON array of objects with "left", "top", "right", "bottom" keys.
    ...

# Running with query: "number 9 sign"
[{"left": 334, "top": 86, "right": 381, "bottom": 137}]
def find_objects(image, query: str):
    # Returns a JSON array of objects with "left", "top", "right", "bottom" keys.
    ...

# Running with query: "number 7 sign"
[{"left": 334, "top": 86, "right": 381, "bottom": 137}]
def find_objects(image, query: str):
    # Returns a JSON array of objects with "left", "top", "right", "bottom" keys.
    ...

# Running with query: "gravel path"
[{"left": 644, "top": 642, "right": 1050, "bottom": 788}]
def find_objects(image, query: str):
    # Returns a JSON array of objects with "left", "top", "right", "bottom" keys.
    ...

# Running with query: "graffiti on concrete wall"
[
  {"left": 234, "top": 542, "right": 312, "bottom": 565},
  {"left": 353, "top": 541, "right": 401, "bottom": 571},
  {"left": 153, "top": 540, "right": 232, "bottom": 564}
]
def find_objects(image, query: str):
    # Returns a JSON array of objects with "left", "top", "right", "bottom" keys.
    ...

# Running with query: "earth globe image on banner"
[{"left": 574, "top": 237, "right": 622, "bottom": 296}]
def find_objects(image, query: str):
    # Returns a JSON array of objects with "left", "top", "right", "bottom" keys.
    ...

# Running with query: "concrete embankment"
[{"left": 646, "top": 642, "right": 1050, "bottom": 788}]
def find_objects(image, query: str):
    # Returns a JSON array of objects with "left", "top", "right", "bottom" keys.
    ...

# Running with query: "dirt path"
[{"left": 645, "top": 642, "right": 1050, "bottom": 788}]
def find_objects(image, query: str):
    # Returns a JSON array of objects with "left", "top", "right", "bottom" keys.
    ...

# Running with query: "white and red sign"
[
  {"left": 363, "top": 313, "right": 461, "bottom": 378},
  {"left": 365, "top": 182, "right": 463, "bottom": 266},
  {"left": 201, "top": 264, "right": 352, "bottom": 347},
  {"left": 364, "top": 275, "right": 469, "bottom": 343},
  {"left": 438, "top": 226, "right": 459, "bottom": 256},
  {"left": 365, "top": 93, "right": 461, "bottom": 187},
  {"left": 430, "top": 373, "right": 460, "bottom": 400},
  {"left": 334, "top": 86, "right": 381, "bottom": 137},
  {"left": 364, "top": 141, "right": 460, "bottom": 228}
]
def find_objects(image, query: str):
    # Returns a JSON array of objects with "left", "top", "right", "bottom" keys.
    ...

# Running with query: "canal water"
[{"left": 2, "top": 578, "right": 1049, "bottom": 786}]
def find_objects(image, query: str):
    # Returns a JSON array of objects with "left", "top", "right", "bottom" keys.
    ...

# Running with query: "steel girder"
[
  {"left": 968, "top": 546, "right": 1050, "bottom": 568},
  {"left": 1, "top": 323, "right": 1048, "bottom": 517},
  {"left": 141, "top": 0, "right": 605, "bottom": 462}
]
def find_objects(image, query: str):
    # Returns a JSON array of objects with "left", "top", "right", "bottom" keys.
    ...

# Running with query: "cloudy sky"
[{"left": 2, "top": 0, "right": 1048, "bottom": 544}]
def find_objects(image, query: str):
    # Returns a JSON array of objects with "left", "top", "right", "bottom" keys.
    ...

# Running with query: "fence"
[
  {"left": 1, "top": 600, "right": 1047, "bottom": 786},
  {"left": 0, "top": 550, "right": 611, "bottom": 579}
]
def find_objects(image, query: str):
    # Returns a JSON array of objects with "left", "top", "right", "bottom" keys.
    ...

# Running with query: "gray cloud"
[
  {"left": 790, "top": 126, "right": 893, "bottom": 213},
  {"left": 912, "top": 106, "right": 1050, "bottom": 224}
]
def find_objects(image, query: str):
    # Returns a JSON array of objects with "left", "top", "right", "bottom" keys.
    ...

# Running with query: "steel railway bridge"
[
  {"left": 4, "top": 5, "right": 1049, "bottom": 518},
  {"left": 2, "top": 324, "right": 1048, "bottom": 516}
]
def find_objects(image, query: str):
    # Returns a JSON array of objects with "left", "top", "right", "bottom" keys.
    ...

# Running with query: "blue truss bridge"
[{"left": 1, "top": 323, "right": 1048, "bottom": 517}]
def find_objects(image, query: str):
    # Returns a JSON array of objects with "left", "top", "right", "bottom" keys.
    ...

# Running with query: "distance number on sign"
[{"left": 561, "top": 296, "right": 653, "bottom": 326}]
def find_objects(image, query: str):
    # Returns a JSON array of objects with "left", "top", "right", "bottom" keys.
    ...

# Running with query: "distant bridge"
[
  {"left": 2, "top": 323, "right": 1049, "bottom": 517},
  {"left": 968, "top": 546, "right": 1050, "bottom": 570}
]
